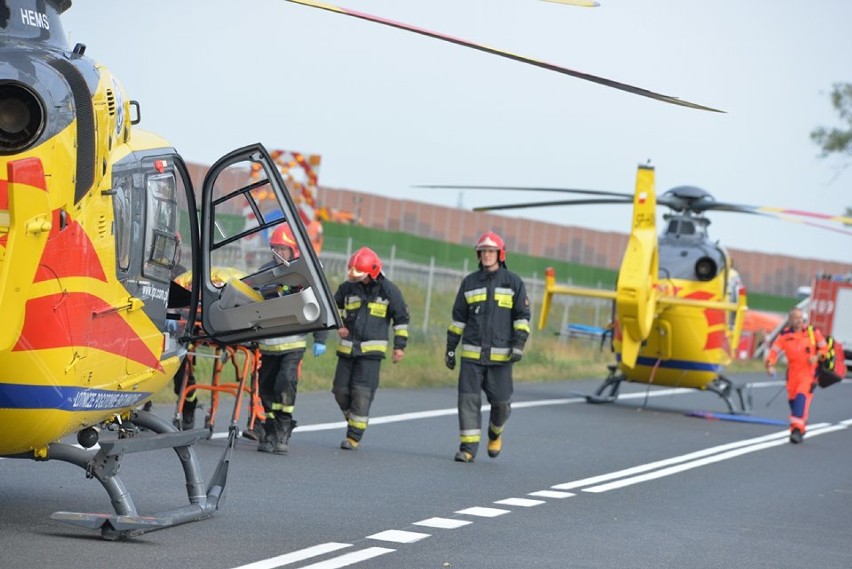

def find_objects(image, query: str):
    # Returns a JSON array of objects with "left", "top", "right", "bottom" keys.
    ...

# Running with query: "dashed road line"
[
  {"left": 494, "top": 497, "right": 546, "bottom": 507},
  {"left": 456, "top": 506, "right": 511, "bottom": 518},
  {"left": 366, "top": 529, "right": 430, "bottom": 543},
  {"left": 222, "top": 396, "right": 849, "bottom": 569},
  {"left": 413, "top": 517, "right": 472, "bottom": 529}
]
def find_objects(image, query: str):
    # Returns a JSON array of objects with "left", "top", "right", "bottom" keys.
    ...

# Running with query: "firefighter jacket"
[
  {"left": 447, "top": 267, "right": 531, "bottom": 365},
  {"left": 259, "top": 330, "right": 329, "bottom": 355},
  {"left": 334, "top": 275, "right": 409, "bottom": 359},
  {"left": 766, "top": 325, "right": 828, "bottom": 386}
]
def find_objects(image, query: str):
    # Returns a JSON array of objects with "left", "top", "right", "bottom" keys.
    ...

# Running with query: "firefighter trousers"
[
  {"left": 332, "top": 356, "right": 382, "bottom": 442},
  {"left": 258, "top": 351, "right": 302, "bottom": 417},
  {"left": 457, "top": 360, "right": 513, "bottom": 456}
]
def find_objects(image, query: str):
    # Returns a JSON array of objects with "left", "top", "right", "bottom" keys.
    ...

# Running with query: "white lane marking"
[
  {"left": 413, "top": 517, "right": 472, "bottom": 529},
  {"left": 528, "top": 490, "right": 575, "bottom": 499},
  {"left": 550, "top": 427, "right": 807, "bottom": 491},
  {"left": 494, "top": 498, "right": 545, "bottom": 507},
  {"left": 367, "top": 529, "right": 430, "bottom": 543},
  {"left": 840, "top": 418, "right": 852, "bottom": 426},
  {"left": 583, "top": 423, "right": 848, "bottom": 493},
  {"left": 298, "top": 547, "right": 395, "bottom": 569},
  {"left": 231, "top": 543, "right": 352, "bottom": 569},
  {"left": 216, "top": 385, "right": 767, "bottom": 439},
  {"left": 456, "top": 506, "right": 510, "bottom": 517}
]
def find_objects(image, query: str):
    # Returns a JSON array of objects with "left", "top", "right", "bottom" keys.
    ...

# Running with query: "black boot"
[
  {"left": 181, "top": 398, "right": 197, "bottom": 430},
  {"left": 273, "top": 416, "right": 295, "bottom": 454},
  {"left": 257, "top": 419, "right": 278, "bottom": 453}
]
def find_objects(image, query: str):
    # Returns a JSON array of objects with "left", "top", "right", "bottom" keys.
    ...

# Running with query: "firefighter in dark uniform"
[
  {"left": 445, "top": 232, "right": 530, "bottom": 462},
  {"left": 333, "top": 247, "right": 409, "bottom": 450},
  {"left": 254, "top": 223, "right": 328, "bottom": 454}
]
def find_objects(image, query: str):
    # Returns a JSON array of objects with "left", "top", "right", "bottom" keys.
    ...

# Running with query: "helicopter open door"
[{"left": 198, "top": 144, "right": 340, "bottom": 344}]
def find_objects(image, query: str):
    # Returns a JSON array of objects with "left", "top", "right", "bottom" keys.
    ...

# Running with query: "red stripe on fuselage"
[
  {"left": 34, "top": 212, "right": 107, "bottom": 282},
  {"left": 704, "top": 309, "right": 725, "bottom": 326},
  {"left": 13, "top": 293, "right": 162, "bottom": 371},
  {"left": 0, "top": 178, "right": 7, "bottom": 209},
  {"left": 7, "top": 157, "right": 47, "bottom": 191},
  {"left": 704, "top": 330, "right": 727, "bottom": 350}
]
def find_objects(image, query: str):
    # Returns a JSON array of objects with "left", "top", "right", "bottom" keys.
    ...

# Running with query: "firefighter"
[
  {"left": 253, "top": 223, "right": 328, "bottom": 454},
  {"left": 765, "top": 307, "right": 828, "bottom": 444},
  {"left": 445, "top": 231, "right": 530, "bottom": 462},
  {"left": 332, "top": 247, "right": 409, "bottom": 450}
]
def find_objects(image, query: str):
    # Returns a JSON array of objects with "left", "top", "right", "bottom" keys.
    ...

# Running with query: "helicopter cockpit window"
[{"left": 143, "top": 173, "right": 179, "bottom": 282}]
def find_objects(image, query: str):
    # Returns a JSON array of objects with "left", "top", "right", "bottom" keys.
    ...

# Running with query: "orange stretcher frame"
[{"left": 175, "top": 342, "right": 265, "bottom": 438}]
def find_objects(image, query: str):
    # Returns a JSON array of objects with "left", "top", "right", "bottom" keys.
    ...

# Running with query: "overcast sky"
[{"left": 62, "top": 0, "right": 852, "bottom": 264}]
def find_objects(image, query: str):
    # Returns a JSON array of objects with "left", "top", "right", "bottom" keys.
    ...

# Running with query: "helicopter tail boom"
[{"left": 614, "top": 165, "right": 658, "bottom": 368}]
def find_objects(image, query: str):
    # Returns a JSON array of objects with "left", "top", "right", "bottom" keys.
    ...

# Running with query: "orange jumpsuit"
[{"left": 766, "top": 326, "right": 827, "bottom": 434}]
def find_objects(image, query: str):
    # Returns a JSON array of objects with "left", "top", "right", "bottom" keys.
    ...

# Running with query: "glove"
[
  {"left": 445, "top": 350, "right": 456, "bottom": 370},
  {"left": 510, "top": 347, "right": 523, "bottom": 363},
  {"left": 313, "top": 343, "right": 327, "bottom": 357}
]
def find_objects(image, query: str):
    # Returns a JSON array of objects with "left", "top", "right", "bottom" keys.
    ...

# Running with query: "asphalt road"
[{"left": 2, "top": 373, "right": 851, "bottom": 569}]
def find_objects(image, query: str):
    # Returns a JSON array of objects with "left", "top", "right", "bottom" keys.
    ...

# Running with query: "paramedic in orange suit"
[{"left": 764, "top": 308, "right": 828, "bottom": 444}]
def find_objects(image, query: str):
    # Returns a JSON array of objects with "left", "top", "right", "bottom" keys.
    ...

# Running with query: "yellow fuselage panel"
[
  {"left": 0, "top": 94, "right": 177, "bottom": 455},
  {"left": 616, "top": 276, "right": 732, "bottom": 389},
  {"left": 0, "top": 349, "right": 178, "bottom": 455}
]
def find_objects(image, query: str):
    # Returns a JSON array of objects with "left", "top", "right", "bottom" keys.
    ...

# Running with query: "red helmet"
[
  {"left": 270, "top": 222, "right": 300, "bottom": 258},
  {"left": 475, "top": 231, "right": 506, "bottom": 263},
  {"left": 348, "top": 247, "right": 382, "bottom": 281}
]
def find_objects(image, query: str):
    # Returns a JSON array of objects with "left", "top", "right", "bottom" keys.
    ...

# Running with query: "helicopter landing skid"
[
  {"left": 586, "top": 365, "right": 623, "bottom": 404},
  {"left": 42, "top": 409, "right": 235, "bottom": 540},
  {"left": 706, "top": 375, "right": 753, "bottom": 414}
]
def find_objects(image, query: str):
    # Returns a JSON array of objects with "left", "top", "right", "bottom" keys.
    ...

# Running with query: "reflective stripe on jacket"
[
  {"left": 259, "top": 329, "right": 329, "bottom": 354},
  {"left": 334, "top": 275, "right": 409, "bottom": 359},
  {"left": 447, "top": 267, "right": 530, "bottom": 365}
]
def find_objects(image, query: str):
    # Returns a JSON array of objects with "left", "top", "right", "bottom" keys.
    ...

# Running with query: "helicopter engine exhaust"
[{"left": 0, "top": 83, "right": 45, "bottom": 153}]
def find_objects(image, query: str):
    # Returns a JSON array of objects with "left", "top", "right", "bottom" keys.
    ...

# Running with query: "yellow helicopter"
[
  {"left": 429, "top": 166, "right": 852, "bottom": 414},
  {"left": 0, "top": 0, "right": 342, "bottom": 539},
  {"left": 1, "top": 0, "right": 724, "bottom": 540}
]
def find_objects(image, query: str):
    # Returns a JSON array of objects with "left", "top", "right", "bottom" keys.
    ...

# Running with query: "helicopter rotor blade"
[
  {"left": 474, "top": 197, "right": 633, "bottom": 212},
  {"left": 701, "top": 205, "right": 852, "bottom": 236},
  {"left": 415, "top": 184, "right": 632, "bottom": 199},
  {"left": 692, "top": 201, "right": 852, "bottom": 226},
  {"left": 283, "top": 0, "right": 723, "bottom": 112}
]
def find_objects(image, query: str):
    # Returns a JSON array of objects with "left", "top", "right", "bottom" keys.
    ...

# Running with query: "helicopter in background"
[{"left": 427, "top": 168, "right": 852, "bottom": 413}]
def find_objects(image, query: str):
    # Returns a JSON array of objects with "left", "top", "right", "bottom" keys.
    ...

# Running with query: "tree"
[{"left": 810, "top": 82, "right": 852, "bottom": 222}]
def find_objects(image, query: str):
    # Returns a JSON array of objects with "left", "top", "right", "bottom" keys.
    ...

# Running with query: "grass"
[{"left": 156, "top": 274, "right": 767, "bottom": 403}]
